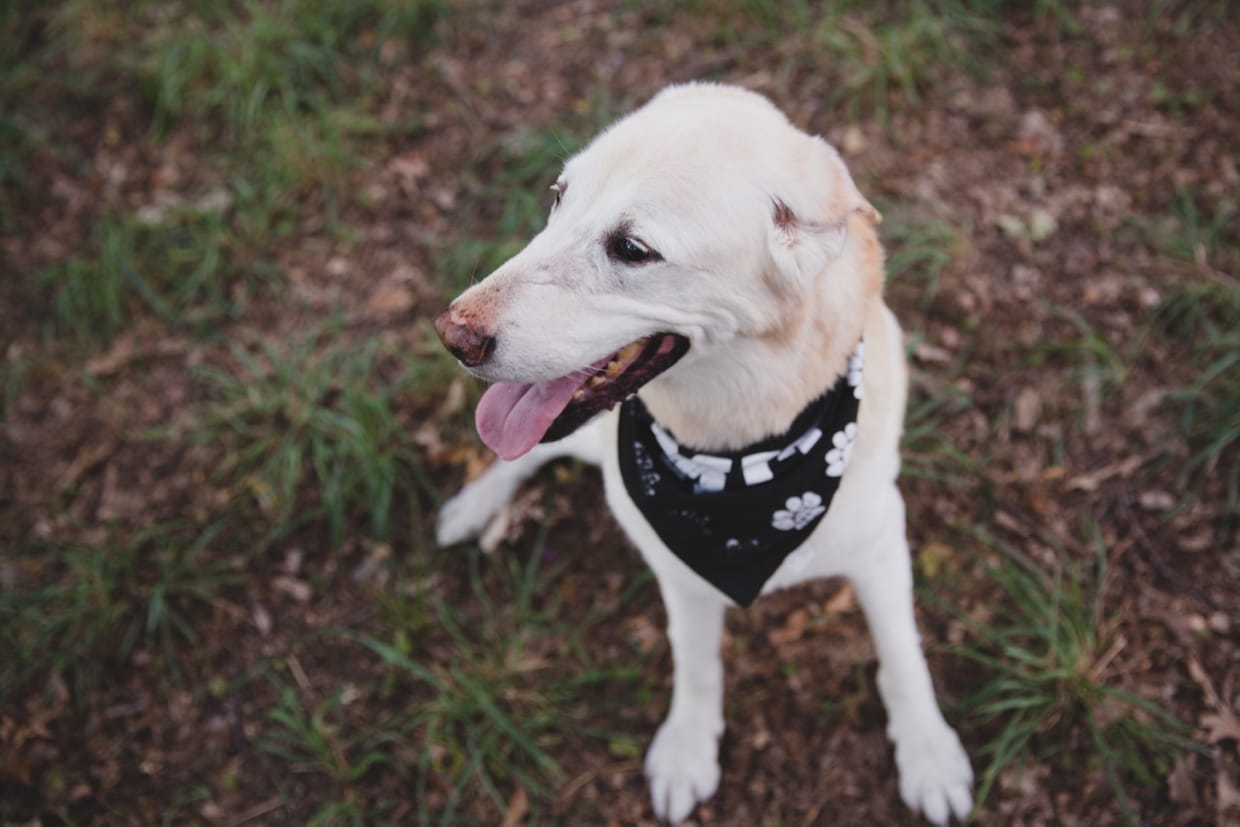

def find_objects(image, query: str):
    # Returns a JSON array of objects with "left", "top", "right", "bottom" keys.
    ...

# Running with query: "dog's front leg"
[
  {"left": 436, "top": 419, "right": 605, "bottom": 547},
  {"left": 645, "top": 576, "right": 728, "bottom": 824},
  {"left": 846, "top": 495, "right": 973, "bottom": 825}
]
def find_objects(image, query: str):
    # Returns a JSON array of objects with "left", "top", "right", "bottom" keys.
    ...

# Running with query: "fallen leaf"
[
  {"left": 272, "top": 576, "right": 312, "bottom": 603},
  {"left": 501, "top": 785, "right": 529, "bottom": 827},
  {"left": 1013, "top": 387, "right": 1042, "bottom": 433},
  {"left": 1167, "top": 755, "right": 1197, "bottom": 804},
  {"left": 1138, "top": 490, "right": 1176, "bottom": 511},
  {"left": 918, "top": 542, "right": 955, "bottom": 578},
  {"left": 823, "top": 582, "right": 856, "bottom": 615},
  {"left": 365, "top": 282, "right": 415, "bottom": 317},
  {"left": 478, "top": 504, "right": 512, "bottom": 554},
  {"left": 1028, "top": 207, "right": 1057, "bottom": 242},
  {"left": 768, "top": 608, "right": 810, "bottom": 646}
]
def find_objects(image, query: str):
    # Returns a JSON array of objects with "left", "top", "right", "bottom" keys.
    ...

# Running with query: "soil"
[{"left": 1, "top": 1, "right": 1237, "bottom": 825}]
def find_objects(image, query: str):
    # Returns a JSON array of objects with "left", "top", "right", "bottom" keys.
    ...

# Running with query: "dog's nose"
[{"left": 433, "top": 307, "right": 496, "bottom": 367}]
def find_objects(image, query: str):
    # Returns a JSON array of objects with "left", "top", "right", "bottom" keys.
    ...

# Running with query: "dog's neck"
[{"left": 638, "top": 220, "right": 883, "bottom": 453}]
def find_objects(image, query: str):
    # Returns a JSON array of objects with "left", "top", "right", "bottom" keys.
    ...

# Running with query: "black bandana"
[{"left": 618, "top": 342, "right": 864, "bottom": 606}]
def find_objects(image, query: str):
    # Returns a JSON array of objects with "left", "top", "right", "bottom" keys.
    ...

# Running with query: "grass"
[
  {"left": 1141, "top": 193, "right": 1240, "bottom": 510},
  {"left": 813, "top": 1, "right": 995, "bottom": 121},
  {"left": 902, "top": 366, "right": 982, "bottom": 487},
  {"left": 676, "top": 0, "right": 1081, "bottom": 122},
  {"left": 882, "top": 204, "right": 959, "bottom": 307},
  {"left": 16, "top": 0, "right": 444, "bottom": 351},
  {"left": 186, "top": 328, "right": 453, "bottom": 546},
  {"left": 1154, "top": 281, "right": 1240, "bottom": 511},
  {"left": 40, "top": 207, "right": 277, "bottom": 347},
  {"left": 933, "top": 523, "right": 1202, "bottom": 824},
  {"left": 333, "top": 536, "right": 649, "bottom": 823},
  {"left": 0, "top": 520, "right": 243, "bottom": 709},
  {"left": 257, "top": 680, "right": 404, "bottom": 825}
]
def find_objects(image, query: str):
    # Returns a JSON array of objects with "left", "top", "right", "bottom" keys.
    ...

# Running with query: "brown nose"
[{"left": 433, "top": 307, "right": 496, "bottom": 368}]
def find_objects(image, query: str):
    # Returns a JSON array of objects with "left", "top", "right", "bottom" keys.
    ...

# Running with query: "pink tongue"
[{"left": 476, "top": 375, "right": 582, "bottom": 460}]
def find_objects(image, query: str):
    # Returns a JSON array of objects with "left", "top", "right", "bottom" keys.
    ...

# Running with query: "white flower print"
[
  {"left": 771, "top": 491, "right": 826, "bottom": 531},
  {"left": 825, "top": 422, "right": 858, "bottom": 478},
  {"left": 847, "top": 341, "right": 865, "bottom": 399}
]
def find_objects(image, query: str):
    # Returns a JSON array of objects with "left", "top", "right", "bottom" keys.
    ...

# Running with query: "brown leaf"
[
  {"left": 501, "top": 785, "right": 529, "bottom": 827},
  {"left": 1186, "top": 657, "right": 1240, "bottom": 744},
  {"left": 365, "top": 282, "right": 415, "bottom": 318},
  {"left": 1013, "top": 386, "right": 1041, "bottom": 433},
  {"left": 768, "top": 608, "right": 810, "bottom": 646},
  {"left": 1166, "top": 756, "right": 1196, "bottom": 805}
]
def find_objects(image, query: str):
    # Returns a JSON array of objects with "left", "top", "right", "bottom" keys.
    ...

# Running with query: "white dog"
[{"left": 433, "top": 83, "right": 973, "bottom": 824}]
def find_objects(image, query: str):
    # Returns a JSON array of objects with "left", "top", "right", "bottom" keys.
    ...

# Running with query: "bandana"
[{"left": 618, "top": 342, "right": 864, "bottom": 606}]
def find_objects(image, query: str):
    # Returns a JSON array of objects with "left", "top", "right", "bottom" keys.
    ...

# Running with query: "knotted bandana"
[{"left": 618, "top": 342, "right": 864, "bottom": 606}]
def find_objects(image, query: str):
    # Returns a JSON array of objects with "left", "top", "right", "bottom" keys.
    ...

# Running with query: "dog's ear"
[{"left": 767, "top": 138, "right": 880, "bottom": 280}]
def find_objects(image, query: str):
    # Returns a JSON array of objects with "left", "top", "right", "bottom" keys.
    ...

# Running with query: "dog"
[{"left": 432, "top": 83, "right": 973, "bottom": 824}]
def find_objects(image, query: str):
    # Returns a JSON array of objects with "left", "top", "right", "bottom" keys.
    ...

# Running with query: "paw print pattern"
[
  {"left": 825, "top": 423, "right": 857, "bottom": 478},
  {"left": 771, "top": 492, "right": 827, "bottom": 531},
  {"left": 847, "top": 340, "right": 865, "bottom": 399}
]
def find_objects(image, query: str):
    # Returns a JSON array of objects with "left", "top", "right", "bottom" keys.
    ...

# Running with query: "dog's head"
[{"left": 435, "top": 83, "right": 881, "bottom": 460}]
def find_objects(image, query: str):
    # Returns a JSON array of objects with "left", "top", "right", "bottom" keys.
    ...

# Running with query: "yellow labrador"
[{"left": 434, "top": 84, "right": 973, "bottom": 824}]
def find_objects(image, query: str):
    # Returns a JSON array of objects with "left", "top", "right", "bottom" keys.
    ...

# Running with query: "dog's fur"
[{"left": 435, "top": 84, "right": 973, "bottom": 824}]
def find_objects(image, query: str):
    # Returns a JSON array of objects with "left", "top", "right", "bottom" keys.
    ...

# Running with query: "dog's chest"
[{"left": 613, "top": 343, "right": 864, "bottom": 606}]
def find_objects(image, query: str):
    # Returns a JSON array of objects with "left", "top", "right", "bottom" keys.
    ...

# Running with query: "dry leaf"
[
  {"left": 501, "top": 785, "right": 529, "bottom": 827},
  {"left": 1013, "top": 387, "right": 1042, "bottom": 433},
  {"left": 768, "top": 608, "right": 810, "bottom": 646}
]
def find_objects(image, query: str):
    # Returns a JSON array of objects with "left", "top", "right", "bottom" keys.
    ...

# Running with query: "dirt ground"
[{"left": 2, "top": 1, "right": 1238, "bottom": 825}]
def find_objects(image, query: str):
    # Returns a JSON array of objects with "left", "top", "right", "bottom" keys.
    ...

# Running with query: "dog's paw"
[
  {"left": 892, "top": 720, "right": 974, "bottom": 825},
  {"left": 436, "top": 482, "right": 507, "bottom": 547},
  {"left": 645, "top": 718, "right": 722, "bottom": 824}
]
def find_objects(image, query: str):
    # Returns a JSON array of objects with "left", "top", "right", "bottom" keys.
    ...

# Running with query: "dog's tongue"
[{"left": 476, "top": 376, "right": 581, "bottom": 460}]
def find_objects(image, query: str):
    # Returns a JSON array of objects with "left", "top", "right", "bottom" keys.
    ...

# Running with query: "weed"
[
  {"left": 902, "top": 362, "right": 981, "bottom": 486},
  {"left": 1154, "top": 281, "right": 1240, "bottom": 510},
  {"left": 39, "top": 208, "right": 277, "bottom": 348},
  {"left": 815, "top": 1, "right": 992, "bottom": 121},
  {"left": 1129, "top": 190, "right": 1239, "bottom": 271},
  {"left": 882, "top": 205, "right": 958, "bottom": 307},
  {"left": 257, "top": 680, "right": 401, "bottom": 823},
  {"left": 0, "top": 0, "right": 53, "bottom": 228},
  {"left": 134, "top": 0, "right": 442, "bottom": 139},
  {"left": 188, "top": 329, "right": 452, "bottom": 545},
  {"left": 1142, "top": 193, "right": 1240, "bottom": 508},
  {"left": 360, "top": 535, "right": 645, "bottom": 823},
  {"left": 933, "top": 523, "right": 1202, "bottom": 823},
  {"left": 0, "top": 355, "right": 28, "bottom": 420},
  {"left": 0, "top": 520, "right": 243, "bottom": 707}
]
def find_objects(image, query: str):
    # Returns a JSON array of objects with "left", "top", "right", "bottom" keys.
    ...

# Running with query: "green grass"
[
  {"left": 1130, "top": 190, "right": 1239, "bottom": 271},
  {"left": 257, "top": 680, "right": 404, "bottom": 825},
  {"left": 882, "top": 205, "right": 959, "bottom": 307},
  {"left": 1141, "top": 193, "right": 1240, "bottom": 509},
  {"left": 39, "top": 208, "right": 277, "bottom": 347},
  {"left": 14, "top": 0, "right": 444, "bottom": 349},
  {"left": 0, "top": 520, "right": 243, "bottom": 708},
  {"left": 932, "top": 523, "right": 1202, "bottom": 824},
  {"left": 356, "top": 535, "right": 648, "bottom": 823},
  {"left": 1153, "top": 281, "right": 1240, "bottom": 510},
  {"left": 814, "top": 1, "right": 995, "bottom": 121},
  {"left": 186, "top": 328, "right": 454, "bottom": 546},
  {"left": 0, "top": 1, "right": 53, "bottom": 229}
]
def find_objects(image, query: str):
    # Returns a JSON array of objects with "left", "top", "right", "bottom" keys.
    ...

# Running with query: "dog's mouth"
[{"left": 475, "top": 333, "right": 690, "bottom": 460}]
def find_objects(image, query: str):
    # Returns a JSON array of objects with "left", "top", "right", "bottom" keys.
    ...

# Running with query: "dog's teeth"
[
  {"left": 605, "top": 360, "right": 624, "bottom": 376},
  {"left": 617, "top": 341, "right": 644, "bottom": 362},
  {"left": 589, "top": 375, "right": 606, "bottom": 387},
  {"left": 573, "top": 388, "right": 585, "bottom": 400}
]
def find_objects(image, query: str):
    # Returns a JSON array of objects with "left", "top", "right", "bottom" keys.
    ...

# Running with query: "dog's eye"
[
  {"left": 549, "top": 181, "right": 566, "bottom": 211},
  {"left": 608, "top": 235, "right": 659, "bottom": 265}
]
